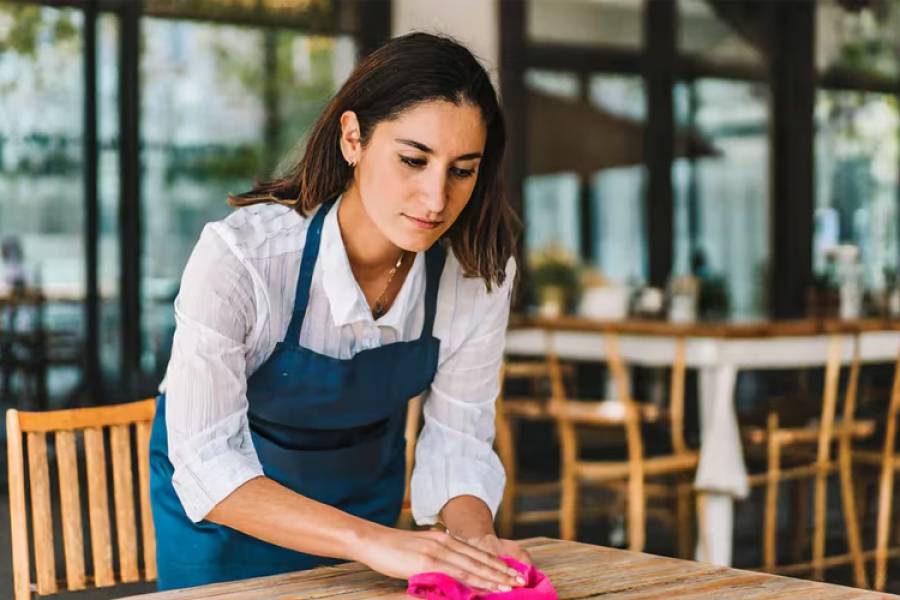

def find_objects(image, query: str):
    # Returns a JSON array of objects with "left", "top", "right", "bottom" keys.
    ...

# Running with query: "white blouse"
[{"left": 159, "top": 194, "right": 514, "bottom": 526}]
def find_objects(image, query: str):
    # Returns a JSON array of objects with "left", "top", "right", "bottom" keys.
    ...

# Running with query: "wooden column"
[
  {"left": 500, "top": 0, "right": 528, "bottom": 305},
  {"left": 643, "top": 0, "right": 676, "bottom": 287},
  {"left": 767, "top": 0, "right": 815, "bottom": 318},
  {"left": 579, "top": 72, "right": 594, "bottom": 263},
  {"left": 261, "top": 30, "right": 280, "bottom": 178},
  {"left": 353, "top": 0, "right": 391, "bottom": 60},
  {"left": 83, "top": 0, "right": 101, "bottom": 405},
  {"left": 118, "top": 0, "right": 142, "bottom": 402}
]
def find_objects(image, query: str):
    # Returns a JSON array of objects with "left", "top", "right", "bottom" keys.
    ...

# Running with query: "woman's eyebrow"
[{"left": 395, "top": 138, "right": 482, "bottom": 161}]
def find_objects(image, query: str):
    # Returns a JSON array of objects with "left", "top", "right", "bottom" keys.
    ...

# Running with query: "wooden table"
[
  {"left": 122, "top": 537, "right": 897, "bottom": 599},
  {"left": 506, "top": 316, "right": 900, "bottom": 566}
]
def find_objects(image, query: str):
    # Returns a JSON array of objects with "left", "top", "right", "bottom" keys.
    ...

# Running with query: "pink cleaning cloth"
[{"left": 406, "top": 556, "right": 558, "bottom": 600}]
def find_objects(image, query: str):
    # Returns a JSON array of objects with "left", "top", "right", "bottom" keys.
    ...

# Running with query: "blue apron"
[{"left": 149, "top": 198, "right": 446, "bottom": 589}]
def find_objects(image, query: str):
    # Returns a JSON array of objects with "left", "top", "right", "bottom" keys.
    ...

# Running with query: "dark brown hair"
[{"left": 229, "top": 32, "right": 519, "bottom": 290}]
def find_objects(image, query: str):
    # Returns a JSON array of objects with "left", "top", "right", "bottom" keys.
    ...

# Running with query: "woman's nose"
[{"left": 421, "top": 171, "right": 448, "bottom": 215}]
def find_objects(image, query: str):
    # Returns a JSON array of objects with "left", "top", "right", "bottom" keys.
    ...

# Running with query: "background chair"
[
  {"left": 852, "top": 346, "right": 900, "bottom": 590},
  {"left": 494, "top": 353, "right": 576, "bottom": 538},
  {"left": 554, "top": 333, "right": 698, "bottom": 555},
  {"left": 723, "top": 334, "right": 872, "bottom": 587}
]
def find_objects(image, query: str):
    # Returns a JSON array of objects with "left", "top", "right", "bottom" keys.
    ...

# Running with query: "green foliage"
[
  {"left": 164, "top": 143, "right": 262, "bottom": 182},
  {"left": 0, "top": 5, "right": 78, "bottom": 57},
  {"left": 209, "top": 31, "right": 341, "bottom": 176}
]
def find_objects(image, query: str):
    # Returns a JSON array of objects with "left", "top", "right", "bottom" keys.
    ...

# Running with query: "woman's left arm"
[{"left": 410, "top": 256, "right": 531, "bottom": 563}]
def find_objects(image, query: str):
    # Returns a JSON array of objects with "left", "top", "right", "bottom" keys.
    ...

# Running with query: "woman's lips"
[{"left": 403, "top": 214, "right": 442, "bottom": 230}]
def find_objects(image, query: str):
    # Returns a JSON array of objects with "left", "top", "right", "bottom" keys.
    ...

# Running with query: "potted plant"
[{"left": 528, "top": 245, "right": 582, "bottom": 317}]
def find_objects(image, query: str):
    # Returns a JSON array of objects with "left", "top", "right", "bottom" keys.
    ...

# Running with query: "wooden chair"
[
  {"left": 494, "top": 355, "right": 570, "bottom": 538},
  {"left": 554, "top": 333, "right": 698, "bottom": 554},
  {"left": 729, "top": 334, "right": 872, "bottom": 587},
  {"left": 6, "top": 398, "right": 157, "bottom": 599},
  {"left": 852, "top": 345, "right": 900, "bottom": 590}
]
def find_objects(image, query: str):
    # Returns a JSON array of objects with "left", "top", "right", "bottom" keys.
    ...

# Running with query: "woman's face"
[{"left": 350, "top": 100, "right": 487, "bottom": 252}]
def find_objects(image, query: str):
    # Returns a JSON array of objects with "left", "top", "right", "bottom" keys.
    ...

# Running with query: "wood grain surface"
[{"left": 120, "top": 537, "right": 898, "bottom": 599}]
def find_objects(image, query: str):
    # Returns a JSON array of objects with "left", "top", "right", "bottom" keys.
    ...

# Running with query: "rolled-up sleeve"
[
  {"left": 410, "top": 257, "right": 516, "bottom": 526},
  {"left": 162, "top": 224, "right": 264, "bottom": 523}
]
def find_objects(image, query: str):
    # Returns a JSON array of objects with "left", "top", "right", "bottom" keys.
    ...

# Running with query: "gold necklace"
[{"left": 372, "top": 250, "right": 405, "bottom": 319}]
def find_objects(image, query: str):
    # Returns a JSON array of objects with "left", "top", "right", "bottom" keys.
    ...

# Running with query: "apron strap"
[
  {"left": 284, "top": 198, "right": 334, "bottom": 344},
  {"left": 421, "top": 242, "right": 447, "bottom": 339}
]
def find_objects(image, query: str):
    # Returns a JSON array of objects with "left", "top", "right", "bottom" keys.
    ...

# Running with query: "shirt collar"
[{"left": 318, "top": 194, "right": 425, "bottom": 329}]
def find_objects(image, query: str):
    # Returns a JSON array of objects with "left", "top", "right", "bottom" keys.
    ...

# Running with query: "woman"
[{"left": 149, "top": 32, "right": 527, "bottom": 593}]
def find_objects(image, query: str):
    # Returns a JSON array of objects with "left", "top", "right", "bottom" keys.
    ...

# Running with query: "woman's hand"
[
  {"left": 353, "top": 526, "right": 527, "bottom": 593},
  {"left": 463, "top": 533, "right": 532, "bottom": 565}
]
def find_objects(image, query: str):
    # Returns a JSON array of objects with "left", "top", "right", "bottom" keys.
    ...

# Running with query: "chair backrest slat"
[
  {"left": 84, "top": 426, "right": 115, "bottom": 588},
  {"left": 136, "top": 420, "right": 157, "bottom": 581},
  {"left": 7, "top": 410, "right": 32, "bottom": 600},
  {"left": 27, "top": 431, "right": 58, "bottom": 595},
  {"left": 110, "top": 424, "right": 140, "bottom": 583},
  {"left": 55, "top": 430, "right": 86, "bottom": 591}
]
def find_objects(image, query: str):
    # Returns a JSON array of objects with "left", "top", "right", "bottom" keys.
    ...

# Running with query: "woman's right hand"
[{"left": 353, "top": 526, "right": 526, "bottom": 593}]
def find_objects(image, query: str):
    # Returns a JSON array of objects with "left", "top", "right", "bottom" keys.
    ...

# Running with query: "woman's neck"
[{"left": 336, "top": 186, "right": 405, "bottom": 283}]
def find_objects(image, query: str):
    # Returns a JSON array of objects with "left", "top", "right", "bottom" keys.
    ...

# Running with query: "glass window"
[
  {"left": 98, "top": 13, "right": 121, "bottom": 392},
  {"left": 139, "top": 19, "right": 355, "bottom": 382},
  {"left": 0, "top": 3, "right": 85, "bottom": 405},
  {"left": 524, "top": 70, "right": 648, "bottom": 284},
  {"left": 674, "top": 79, "right": 770, "bottom": 320},
  {"left": 814, "top": 90, "right": 899, "bottom": 290},
  {"left": 523, "top": 69, "right": 582, "bottom": 260},
  {"left": 588, "top": 74, "right": 646, "bottom": 284}
]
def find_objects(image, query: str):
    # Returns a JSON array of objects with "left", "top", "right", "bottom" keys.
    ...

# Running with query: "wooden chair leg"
[
  {"left": 764, "top": 413, "right": 781, "bottom": 571},
  {"left": 676, "top": 478, "right": 693, "bottom": 560},
  {"left": 837, "top": 334, "right": 868, "bottom": 588},
  {"left": 791, "top": 478, "right": 810, "bottom": 564},
  {"left": 838, "top": 429, "right": 868, "bottom": 588},
  {"left": 495, "top": 413, "right": 517, "bottom": 539},
  {"left": 696, "top": 492, "right": 710, "bottom": 563},
  {"left": 560, "top": 473, "right": 578, "bottom": 541},
  {"left": 811, "top": 465, "right": 830, "bottom": 581},
  {"left": 812, "top": 336, "right": 843, "bottom": 581},
  {"left": 559, "top": 421, "right": 578, "bottom": 541},
  {"left": 875, "top": 457, "right": 896, "bottom": 591},
  {"left": 627, "top": 469, "right": 645, "bottom": 552}
]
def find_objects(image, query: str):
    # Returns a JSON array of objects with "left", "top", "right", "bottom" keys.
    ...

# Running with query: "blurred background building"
[
  {"left": 0, "top": 0, "right": 897, "bottom": 411},
  {"left": 0, "top": 0, "right": 899, "bottom": 596}
]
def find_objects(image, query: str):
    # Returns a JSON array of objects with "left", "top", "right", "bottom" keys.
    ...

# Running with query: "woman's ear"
[{"left": 339, "top": 110, "right": 362, "bottom": 167}]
